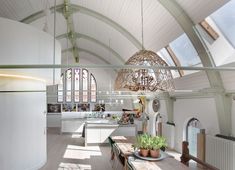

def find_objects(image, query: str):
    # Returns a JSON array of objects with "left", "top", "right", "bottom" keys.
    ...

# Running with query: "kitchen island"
[
  {"left": 85, "top": 120, "right": 137, "bottom": 146},
  {"left": 60, "top": 112, "right": 137, "bottom": 146}
]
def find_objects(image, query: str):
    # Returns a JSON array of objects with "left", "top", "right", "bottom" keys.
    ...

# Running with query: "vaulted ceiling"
[{"left": 0, "top": 0, "right": 229, "bottom": 65}]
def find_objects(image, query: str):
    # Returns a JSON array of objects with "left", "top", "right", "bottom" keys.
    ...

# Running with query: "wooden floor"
[
  {"left": 40, "top": 128, "right": 112, "bottom": 170},
  {"left": 40, "top": 128, "right": 202, "bottom": 170}
]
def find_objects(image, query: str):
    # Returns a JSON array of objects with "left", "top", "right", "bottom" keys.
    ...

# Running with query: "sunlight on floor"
[
  {"left": 165, "top": 150, "right": 181, "bottom": 161},
  {"left": 71, "top": 134, "right": 82, "bottom": 138},
  {"left": 58, "top": 162, "right": 91, "bottom": 170},
  {"left": 63, "top": 145, "right": 102, "bottom": 159}
]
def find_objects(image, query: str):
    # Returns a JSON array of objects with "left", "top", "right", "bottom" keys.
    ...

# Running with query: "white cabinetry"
[
  {"left": 85, "top": 123, "right": 137, "bottom": 146},
  {"left": 86, "top": 128, "right": 100, "bottom": 143},
  {"left": 100, "top": 128, "right": 117, "bottom": 143},
  {"left": 61, "top": 119, "right": 85, "bottom": 133}
]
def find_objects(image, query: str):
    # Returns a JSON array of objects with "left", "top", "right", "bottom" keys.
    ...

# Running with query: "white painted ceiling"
[{"left": 0, "top": 0, "right": 230, "bottom": 65}]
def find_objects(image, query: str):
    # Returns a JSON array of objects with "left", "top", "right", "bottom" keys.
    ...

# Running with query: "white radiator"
[
  {"left": 206, "top": 135, "right": 235, "bottom": 170},
  {"left": 162, "top": 123, "right": 175, "bottom": 149}
]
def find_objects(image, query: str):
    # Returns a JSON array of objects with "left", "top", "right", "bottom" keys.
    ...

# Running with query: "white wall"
[
  {"left": 0, "top": 17, "right": 61, "bottom": 84},
  {"left": 0, "top": 17, "right": 62, "bottom": 170},
  {"left": 173, "top": 98, "right": 220, "bottom": 152},
  {"left": 232, "top": 100, "right": 235, "bottom": 136},
  {"left": 0, "top": 76, "right": 46, "bottom": 170},
  {"left": 174, "top": 71, "right": 210, "bottom": 90}
]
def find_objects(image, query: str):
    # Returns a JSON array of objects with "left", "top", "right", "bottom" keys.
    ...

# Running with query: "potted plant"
[
  {"left": 149, "top": 136, "right": 167, "bottom": 158},
  {"left": 134, "top": 133, "right": 151, "bottom": 157}
]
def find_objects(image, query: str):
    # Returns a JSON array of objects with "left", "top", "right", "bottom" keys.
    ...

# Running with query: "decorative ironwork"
[{"left": 115, "top": 50, "right": 174, "bottom": 91}]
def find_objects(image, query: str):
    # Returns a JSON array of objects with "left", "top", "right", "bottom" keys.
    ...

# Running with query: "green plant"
[
  {"left": 133, "top": 133, "right": 151, "bottom": 150},
  {"left": 150, "top": 136, "right": 167, "bottom": 150}
]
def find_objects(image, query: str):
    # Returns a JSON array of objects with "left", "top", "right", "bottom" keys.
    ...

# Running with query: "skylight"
[
  {"left": 211, "top": 0, "right": 235, "bottom": 48},
  {"left": 169, "top": 33, "right": 201, "bottom": 67}
]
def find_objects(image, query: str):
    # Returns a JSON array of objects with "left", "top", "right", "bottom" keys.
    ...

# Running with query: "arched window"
[
  {"left": 82, "top": 69, "right": 88, "bottom": 103},
  {"left": 66, "top": 69, "right": 72, "bottom": 102},
  {"left": 90, "top": 74, "right": 97, "bottom": 102},
  {"left": 74, "top": 68, "right": 80, "bottom": 102},
  {"left": 186, "top": 118, "right": 202, "bottom": 157},
  {"left": 57, "top": 68, "right": 97, "bottom": 103},
  {"left": 57, "top": 73, "right": 64, "bottom": 102}
]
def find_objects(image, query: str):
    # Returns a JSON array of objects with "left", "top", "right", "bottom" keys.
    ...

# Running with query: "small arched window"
[
  {"left": 57, "top": 68, "right": 97, "bottom": 103},
  {"left": 186, "top": 118, "right": 202, "bottom": 157}
]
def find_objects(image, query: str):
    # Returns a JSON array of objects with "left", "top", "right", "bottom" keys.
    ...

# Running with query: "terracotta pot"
[
  {"left": 139, "top": 148, "right": 149, "bottom": 157},
  {"left": 150, "top": 149, "right": 160, "bottom": 158}
]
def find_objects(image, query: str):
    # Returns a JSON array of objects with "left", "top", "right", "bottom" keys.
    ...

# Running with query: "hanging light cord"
[{"left": 141, "top": 0, "right": 144, "bottom": 50}]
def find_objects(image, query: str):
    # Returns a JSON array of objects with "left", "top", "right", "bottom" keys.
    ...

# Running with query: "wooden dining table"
[{"left": 111, "top": 136, "right": 190, "bottom": 170}]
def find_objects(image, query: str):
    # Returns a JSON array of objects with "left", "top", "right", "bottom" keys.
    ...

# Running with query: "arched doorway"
[{"left": 186, "top": 118, "right": 202, "bottom": 157}]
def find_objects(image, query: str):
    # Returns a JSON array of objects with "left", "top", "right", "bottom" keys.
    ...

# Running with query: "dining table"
[{"left": 111, "top": 136, "right": 190, "bottom": 170}]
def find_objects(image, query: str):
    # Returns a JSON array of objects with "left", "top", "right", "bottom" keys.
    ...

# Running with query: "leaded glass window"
[
  {"left": 66, "top": 69, "right": 72, "bottom": 102},
  {"left": 57, "top": 73, "right": 63, "bottom": 102},
  {"left": 82, "top": 69, "right": 88, "bottom": 102},
  {"left": 90, "top": 74, "right": 97, "bottom": 102},
  {"left": 60, "top": 68, "right": 97, "bottom": 103},
  {"left": 74, "top": 68, "right": 80, "bottom": 102}
]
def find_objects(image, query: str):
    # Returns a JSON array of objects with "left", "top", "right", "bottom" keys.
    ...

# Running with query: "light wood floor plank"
[{"left": 40, "top": 128, "right": 113, "bottom": 170}]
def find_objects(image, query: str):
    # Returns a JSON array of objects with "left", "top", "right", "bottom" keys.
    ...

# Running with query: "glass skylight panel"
[
  {"left": 169, "top": 34, "right": 201, "bottom": 67},
  {"left": 157, "top": 49, "right": 180, "bottom": 78},
  {"left": 211, "top": 0, "right": 235, "bottom": 48}
]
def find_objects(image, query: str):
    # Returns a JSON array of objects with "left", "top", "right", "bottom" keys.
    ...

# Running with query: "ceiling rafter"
[
  {"left": 62, "top": 0, "right": 79, "bottom": 63},
  {"left": 20, "top": 3, "right": 142, "bottom": 50},
  {"left": 57, "top": 32, "right": 125, "bottom": 63},
  {"left": 62, "top": 47, "right": 110, "bottom": 64}
]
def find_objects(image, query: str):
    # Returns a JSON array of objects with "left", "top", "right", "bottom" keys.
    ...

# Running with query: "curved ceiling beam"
[
  {"left": 62, "top": 47, "right": 110, "bottom": 65},
  {"left": 57, "top": 33, "right": 125, "bottom": 63},
  {"left": 20, "top": 4, "right": 142, "bottom": 50},
  {"left": 158, "top": 0, "right": 230, "bottom": 135}
]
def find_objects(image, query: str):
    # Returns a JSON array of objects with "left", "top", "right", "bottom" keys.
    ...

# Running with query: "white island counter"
[{"left": 85, "top": 121, "right": 137, "bottom": 146}]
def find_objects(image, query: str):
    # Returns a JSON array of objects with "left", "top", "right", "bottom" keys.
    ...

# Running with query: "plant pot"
[
  {"left": 139, "top": 148, "right": 149, "bottom": 157},
  {"left": 150, "top": 149, "right": 160, "bottom": 158}
]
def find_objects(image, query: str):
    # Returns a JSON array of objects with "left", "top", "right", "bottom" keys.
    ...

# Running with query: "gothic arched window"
[{"left": 57, "top": 68, "right": 97, "bottom": 103}]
